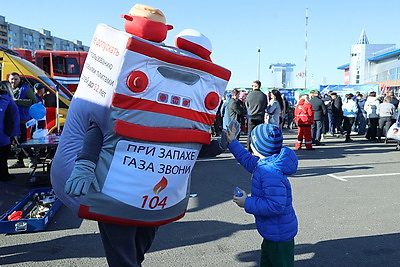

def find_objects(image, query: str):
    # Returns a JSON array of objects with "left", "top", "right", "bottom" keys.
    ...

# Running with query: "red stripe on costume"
[
  {"left": 175, "top": 37, "right": 211, "bottom": 61},
  {"left": 78, "top": 205, "right": 186, "bottom": 227},
  {"left": 112, "top": 93, "right": 216, "bottom": 125},
  {"left": 114, "top": 119, "right": 211, "bottom": 144},
  {"left": 126, "top": 37, "right": 231, "bottom": 81}
]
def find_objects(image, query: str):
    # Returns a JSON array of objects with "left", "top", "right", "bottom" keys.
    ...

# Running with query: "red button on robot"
[
  {"left": 204, "top": 92, "right": 220, "bottom": 110},
  {"left": 126, "top": 71, "right": 149, "bottom": 93}
]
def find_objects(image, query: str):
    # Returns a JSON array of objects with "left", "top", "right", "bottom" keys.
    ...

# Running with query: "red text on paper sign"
[
  {"left": 141, "top": 195, "right": 168, "bottom": 209},
  {"left": 141, "top": 177, "right": 169, "bottom": 209}
]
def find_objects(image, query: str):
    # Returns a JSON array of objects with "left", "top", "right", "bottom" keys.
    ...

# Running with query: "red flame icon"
[{"left": 153, "top": 177, "right": 168, "bottom": 194}]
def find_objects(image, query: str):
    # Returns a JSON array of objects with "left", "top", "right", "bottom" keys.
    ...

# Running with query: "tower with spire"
[{"left": 357, "top": 29, "right": 369, "bottom": 44}]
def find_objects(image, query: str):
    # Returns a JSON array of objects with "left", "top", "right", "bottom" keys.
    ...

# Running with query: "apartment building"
[{"left": 0, "top": 15, "right": 88, "bottom": 52}]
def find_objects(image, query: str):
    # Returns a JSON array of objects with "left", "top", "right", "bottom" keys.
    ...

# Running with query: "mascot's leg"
[{"left": 98, "top": 222, "right": 158, "bottom": 266}]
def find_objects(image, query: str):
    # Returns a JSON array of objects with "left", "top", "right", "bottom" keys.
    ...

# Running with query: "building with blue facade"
[{"left": 338, "top": 29, "right": 400, "bottom": 94}]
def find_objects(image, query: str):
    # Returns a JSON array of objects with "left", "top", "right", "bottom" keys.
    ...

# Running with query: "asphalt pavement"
[{"left": 1, "top": 129, "right": 400, "bottom": 266}]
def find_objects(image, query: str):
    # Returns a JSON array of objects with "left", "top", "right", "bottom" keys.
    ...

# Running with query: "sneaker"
[
  {"left": 325, "top": 133, "right": 334, "bottom": 137},
  {"left": 9, "top": 161, "right": 26, "bottom": 168}
]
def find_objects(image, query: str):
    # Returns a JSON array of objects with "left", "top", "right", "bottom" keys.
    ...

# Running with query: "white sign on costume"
[
  {"left": 102, "top": 140, "right": 199, "bottom": 210},
  {"left": 73, "top": 24, "right": 130, "bottom": 108}
]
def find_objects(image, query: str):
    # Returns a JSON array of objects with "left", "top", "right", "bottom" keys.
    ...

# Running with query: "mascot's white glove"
[{"left": 65, "top": 159, "right": 100, "bottom": 196}]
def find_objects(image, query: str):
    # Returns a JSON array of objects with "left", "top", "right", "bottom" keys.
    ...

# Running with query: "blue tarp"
[{"left": 279, "top": 89, "right": 296, "bottom": 106}]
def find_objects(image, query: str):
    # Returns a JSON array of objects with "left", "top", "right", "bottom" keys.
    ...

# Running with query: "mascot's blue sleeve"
[{"left": 77, "top": 121, "right": 104, "bottom": 163}]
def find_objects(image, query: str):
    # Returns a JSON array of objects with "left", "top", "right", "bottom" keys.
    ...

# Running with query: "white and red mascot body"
[{"left": 51, "top": 4, "right": 231, "bottom": 227}]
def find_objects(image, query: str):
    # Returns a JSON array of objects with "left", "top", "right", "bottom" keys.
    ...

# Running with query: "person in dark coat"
[
  {"left": 0, "top": 81, "right": 20, "bottom": 181},
  {"left": 308, "top": 90, "right": 327, "bottom": 145},
  {"left": 8, "top": 72, "right": 37, "bottom": 168},
  {"left": 388, "top": 91, "right": 399, "bottom": 126},
  {"left": 331, "top": 92, "right": 344, "bottom": 135},
  {"left": 245, "top": 80, "right": 267, "bottom": 152},
  {"left": 322, "top": 91, "right": 334, "bottom": 136},
  {"left": 229, "top": 88, "right": 246, "bottom": 139}
]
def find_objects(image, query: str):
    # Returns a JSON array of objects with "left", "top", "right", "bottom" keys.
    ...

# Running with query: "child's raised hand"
[{"left": 233, "top": 188, "right": 247, "bottom": 208}]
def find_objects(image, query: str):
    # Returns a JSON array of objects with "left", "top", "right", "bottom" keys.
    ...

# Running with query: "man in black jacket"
[
  {"left": 331, "top": 92, "right": 344, "bottom": 135},
  {"left": 245, "top": 80, "right": 267, "bottom": 152},
  {"left": 309, "top": 90, "right": 327, "bottom": 145},
  {"left": 322, "top": 91, "right": 334, "bottom": 136}
]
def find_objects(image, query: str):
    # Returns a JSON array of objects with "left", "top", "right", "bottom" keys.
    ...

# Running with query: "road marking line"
[
  {"left": 327, "top": 174, "right": 348, "bottom": 181},
  {"left": 341, "top": 173, "right": 400, "bottom": 178},
  {"left": 295, "top": 252, "right": 315, "bottom": 261},
  {"left": 328, "top": 173, "right": 400, "bottom": 181}
]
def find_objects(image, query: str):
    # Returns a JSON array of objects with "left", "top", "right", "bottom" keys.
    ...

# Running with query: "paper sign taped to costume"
[
  {"left": 74, "top": 24, "right": 130, "bottom": 108},
  {"left": 102, "top": 140, "right": 199, "bottom": 210}
]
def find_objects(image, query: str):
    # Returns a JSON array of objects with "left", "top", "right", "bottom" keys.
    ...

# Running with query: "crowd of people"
[
  {"left": 216, "top": 80, "right": 290, "bottom": 153},
  {"left": 316, "top": 89, "right": 400, "bottom": 146},
  {"left": 214, "top": 81, "right": 400, "bottom": 151}
]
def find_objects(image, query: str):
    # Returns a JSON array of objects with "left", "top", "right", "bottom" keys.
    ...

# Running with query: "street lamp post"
[{"left": 257, "top": 47, "right": 261, "bottom": 80}]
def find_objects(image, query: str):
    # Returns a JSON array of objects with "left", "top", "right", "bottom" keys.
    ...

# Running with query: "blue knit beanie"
[{"left": 251, "top": 124, "right": 283, "bottom": 156}]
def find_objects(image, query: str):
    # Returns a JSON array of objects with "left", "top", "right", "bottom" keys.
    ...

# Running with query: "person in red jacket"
[{"left": 295, "top": 93, "right": 314, "bottom": 150}]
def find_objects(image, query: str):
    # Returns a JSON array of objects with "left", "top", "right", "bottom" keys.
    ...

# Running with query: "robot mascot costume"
[{"left": 51, "top": 4, "right": 234, "bottom": 266}]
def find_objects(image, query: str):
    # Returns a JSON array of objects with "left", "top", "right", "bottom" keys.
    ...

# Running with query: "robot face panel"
[{"left": 110, "top": 35, "right": 230, "bottom": 143}]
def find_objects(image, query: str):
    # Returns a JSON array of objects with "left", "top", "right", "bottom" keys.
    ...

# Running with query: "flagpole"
[{"left": 304, "top": 8, "right": 308, "bottom": 90}]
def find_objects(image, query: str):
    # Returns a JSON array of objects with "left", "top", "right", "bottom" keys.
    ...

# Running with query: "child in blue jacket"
[{"left": 227, "top": 123, "right": 298, "bottom": 267}]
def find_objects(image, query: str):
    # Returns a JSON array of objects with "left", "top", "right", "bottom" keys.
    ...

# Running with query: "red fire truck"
[{"left": 13, "top": 49, "right": 87, "bottom": 93}]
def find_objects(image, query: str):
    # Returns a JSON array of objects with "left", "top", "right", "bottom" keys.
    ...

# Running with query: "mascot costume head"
[{"left": 51, "top": 4, "right": 231, "bottom": 226}]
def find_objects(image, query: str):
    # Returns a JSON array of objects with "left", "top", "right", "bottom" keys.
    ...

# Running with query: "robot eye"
[
  {"left": 126, "top": 71, "right": 149, "bottom": 93},
  {"left": 204, "top": 91, "right": 220, "bottom": 110}
]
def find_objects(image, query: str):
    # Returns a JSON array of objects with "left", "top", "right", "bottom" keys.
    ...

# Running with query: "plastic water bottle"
[{"left": 234, "top": 187, "right": 243, "bottom": 197}]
